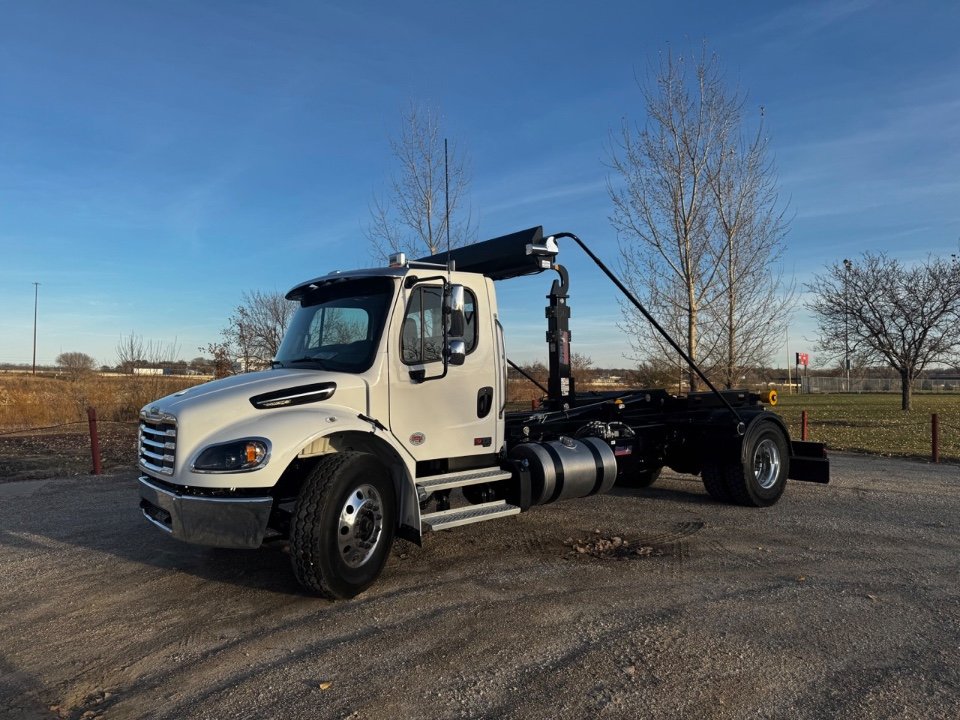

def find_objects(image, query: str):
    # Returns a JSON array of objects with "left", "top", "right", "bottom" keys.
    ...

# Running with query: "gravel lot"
[{"left": 1, "top": 453, "right": 957, "bottom": 719}]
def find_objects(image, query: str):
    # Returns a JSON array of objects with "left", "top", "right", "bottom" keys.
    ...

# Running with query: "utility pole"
[
  {"left": 32, "top": 282, "right": 40, "bottom": 375},
  {"left": 843, "top": 259, "right": 852, "bottom": 392}
]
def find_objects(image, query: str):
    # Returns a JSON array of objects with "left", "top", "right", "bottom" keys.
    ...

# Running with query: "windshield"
[{"left": 274, "top": 277, "right": 395, "bottom": 372}]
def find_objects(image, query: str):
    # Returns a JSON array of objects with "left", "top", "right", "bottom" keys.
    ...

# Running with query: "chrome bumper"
[{"left": 138, "top": 476, "right": 273, "bottom": 549}]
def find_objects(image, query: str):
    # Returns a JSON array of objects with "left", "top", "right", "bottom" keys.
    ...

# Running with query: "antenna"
[{"left": 444, "top": 138, "right": 451, "bottom": 273}]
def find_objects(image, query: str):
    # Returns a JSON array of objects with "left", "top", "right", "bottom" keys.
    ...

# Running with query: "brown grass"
[{"left": 0, "top": 373, "right": 207, "bottom": 430}]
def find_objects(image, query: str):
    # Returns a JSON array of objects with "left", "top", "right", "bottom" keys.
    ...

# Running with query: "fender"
[
  {"left": 740, "top": 412, "right": 791, "bottom": 467},
  {"left": 171, "top": 404, "right": 421, "bottom": 541},
  {"left": 171, "top": 405, "right": 408, "bottom": 488}
]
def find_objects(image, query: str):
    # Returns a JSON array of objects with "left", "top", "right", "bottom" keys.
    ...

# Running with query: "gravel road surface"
[{"left": 1, "top": 453, "right": 957, "bottom": 719}]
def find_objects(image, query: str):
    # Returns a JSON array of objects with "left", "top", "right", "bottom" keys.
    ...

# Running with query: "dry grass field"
[
  {"left": 0, "top": 372, "right": 206, "bottom": 428},
  {"left": 0, "top": 373, "right": 206, "bottom": 480}
]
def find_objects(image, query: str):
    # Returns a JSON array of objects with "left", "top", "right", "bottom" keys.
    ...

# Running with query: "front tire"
[
  {"left": 290, "top": 452, "right": 396, "bottom": 599},
  {"left": 701, "top": 420, "right": 789, "bottom": 507}
]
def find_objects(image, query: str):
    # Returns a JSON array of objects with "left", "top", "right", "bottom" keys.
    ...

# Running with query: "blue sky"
[{"left": 1, "top": 0, "right": 958, "bottom": 369}]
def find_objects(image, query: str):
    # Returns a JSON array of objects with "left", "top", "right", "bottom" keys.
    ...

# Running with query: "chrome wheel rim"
[
  {"left": 753, "top": 438, "right": 781, "bottom": 490},
  {"left": 337, "top": 484, "right": 384, "bottom": 568}
]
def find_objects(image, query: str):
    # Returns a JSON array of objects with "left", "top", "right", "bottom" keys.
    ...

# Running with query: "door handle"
[{"left": 477, "top": 386, "right": 493, "bottom": 418}]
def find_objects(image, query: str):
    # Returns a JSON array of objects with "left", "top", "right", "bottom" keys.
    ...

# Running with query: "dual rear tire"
[{"left": 702, "top": 420, "right": 789, "bottom": 507}]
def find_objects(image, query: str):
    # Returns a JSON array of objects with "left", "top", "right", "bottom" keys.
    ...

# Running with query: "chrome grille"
[{"left": 139, "top": 411, "right": 177, "bottom": 476}]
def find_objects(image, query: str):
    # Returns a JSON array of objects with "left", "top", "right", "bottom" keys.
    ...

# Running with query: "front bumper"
[{"left": 138, "top": 476, "right": 273, "bottom": 549}]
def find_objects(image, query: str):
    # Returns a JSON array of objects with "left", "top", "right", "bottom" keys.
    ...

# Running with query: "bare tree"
[
  {"left": 56, "top": 351, "right": 96, "bottom": 380},
  {"left": 217, "top": 290, "right": 295, "bottom": 372},
  {"left": 201, "top": 341, "right": 234, "bottom": 379},
  {"left": 116, "top": 331, "right": 145, "bottom": 374},
  {"left": 608, "top": 45, "right": 792, "bottom": 391},
  {"left": 807, "top": 252, "right": 960, "bottom": 410},
  {"left": 366, "top": 102, "right": 474, "bottom": 260},
  {"left": 116, "top": 331, "right": 180, "bottom": 373},
  {"left": 707, "top": 114, "right": 794, "bottom": 388},
  {"left": 571, "top": 352, "right": 594, "bottom": 383}
]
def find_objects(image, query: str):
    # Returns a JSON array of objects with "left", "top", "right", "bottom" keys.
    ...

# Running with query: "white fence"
[{"left": 800, "top": 376, "right": 960, "bottom": 394}]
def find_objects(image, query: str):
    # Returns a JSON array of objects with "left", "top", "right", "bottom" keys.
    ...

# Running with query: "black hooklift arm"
[
  {"left": 548, "top": 232, "right": 745, "bottom": 434},
  {"left": 506, "top": 358, "right": 549, "bottom": 396}
]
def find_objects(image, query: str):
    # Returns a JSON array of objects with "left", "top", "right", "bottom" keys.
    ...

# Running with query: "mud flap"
[{"left": 788, "top": 441, "right": 830, "bottom": 484}]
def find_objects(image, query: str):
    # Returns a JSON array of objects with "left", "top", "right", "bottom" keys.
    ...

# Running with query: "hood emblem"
[{"left": 409, "top": 432, "right": 426, "bottom": 446}]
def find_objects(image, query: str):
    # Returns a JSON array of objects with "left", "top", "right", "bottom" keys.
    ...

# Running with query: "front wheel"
[
  {"left": 290, "top": 452, "right": 396, "bottom": 599},
  {"left": 701, "top": 420, "right": 789, "bottom": 507}
]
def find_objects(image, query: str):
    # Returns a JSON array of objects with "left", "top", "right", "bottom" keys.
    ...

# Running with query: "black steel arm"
[
  {"left": 548, "top": 231, "right": 744, "bottom": 433},
  {"left": 507, "top": 358, "right": 549, "bottom": 396}
]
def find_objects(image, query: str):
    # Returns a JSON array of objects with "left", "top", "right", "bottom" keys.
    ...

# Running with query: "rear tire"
[
  {"left": 701, "top": 420, "right": 789, "bottom": 507},
  {"left": 289, "top": 452, "right": 396, "bottom": 599},
  {"left": 701, "top": 463, "right": 732, "bottom": 502}
]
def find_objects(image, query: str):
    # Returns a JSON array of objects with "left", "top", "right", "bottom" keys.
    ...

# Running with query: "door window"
[{"left": 401, "top": 286, "right": 477, "bottom": 365}]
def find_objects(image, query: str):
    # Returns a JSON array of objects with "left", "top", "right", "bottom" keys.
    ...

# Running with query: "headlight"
[{"left": 191, "top": 438, "right": 271, "bottom": 473}]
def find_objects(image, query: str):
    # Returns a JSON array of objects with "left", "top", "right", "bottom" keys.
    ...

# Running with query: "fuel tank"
[{"left": 509, "top": 436, "right": 617, "bottom": 506}]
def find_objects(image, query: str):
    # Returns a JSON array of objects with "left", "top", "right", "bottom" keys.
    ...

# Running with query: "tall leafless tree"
[
  {"left": 608, "top": 46, "right": 793, "bottom": 391},
  {"left": 807, "top": 252, "right": 960, "bottom": 410},
  {"left": 366, "top": 102, "right": 474, "bottom": 260},
  {"left": 116, "top": 332, "right": 180, "bottom": 373},
  {"left": 707, "top": 114, "right": 794, "bottom": 388},
  {"left": 115, "top": 331, "right": 145, "bottom": 374}
]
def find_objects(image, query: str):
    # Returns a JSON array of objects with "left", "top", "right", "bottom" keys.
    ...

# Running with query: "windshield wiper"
[{"left": 286, "top": 356, "right": 331, "bottom": 369}]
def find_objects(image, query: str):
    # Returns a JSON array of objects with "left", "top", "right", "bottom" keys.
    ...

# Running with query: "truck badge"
[{"left": 409, "top": 432, "right": 426, "bottom": 446}]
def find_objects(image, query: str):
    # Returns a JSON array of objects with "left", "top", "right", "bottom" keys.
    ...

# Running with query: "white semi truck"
[{"left": 138, "top": 227, "right": 828, "bottom": 598}]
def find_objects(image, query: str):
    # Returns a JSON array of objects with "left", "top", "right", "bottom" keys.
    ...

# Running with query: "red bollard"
[
  {"left": 801, "top": 410, "right": 808, "bottom": 441},
  {"left": 87, "top": 406, "right": 102, "bottom": 475},
  {"left": 932, "top": 413, "right": 940, "bottom": 464}
]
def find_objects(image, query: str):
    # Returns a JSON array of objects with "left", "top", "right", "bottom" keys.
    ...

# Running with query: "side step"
[
  {"left": 421, "top": 500, "right": 521, "bottom": 532},
  {"left": 415, "top": 467, "right": 512, "bottom": 493}
]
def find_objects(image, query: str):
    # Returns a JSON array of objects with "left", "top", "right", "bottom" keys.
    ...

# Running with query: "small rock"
[
  {"left": 319, "top": 681, "right": 332, "bottom": 691},
  {"left": 625, "top": 665, "right": 636, "bottom": 677}
]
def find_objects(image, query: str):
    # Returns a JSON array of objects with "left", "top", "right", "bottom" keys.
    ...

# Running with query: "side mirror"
[
  {"left": 447, "top": 339, "right": 466, "bottom": 367},
  {"left": 444, "top": 284, "right": 466, "bottom": 338}
]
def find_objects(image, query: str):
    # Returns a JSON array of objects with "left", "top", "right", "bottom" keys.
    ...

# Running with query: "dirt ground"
[
  {"left": 0, "top": 454, "right": 957, "bottom": 719},
  {"left": 0, "top": 424, "right": 138, "bottom": 482}
]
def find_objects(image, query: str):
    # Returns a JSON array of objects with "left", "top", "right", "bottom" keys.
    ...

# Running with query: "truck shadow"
[
  {"left": 0, "top": 477, "right": 307, "bottom": 596},
  {"left": 0, "top": 655, "right": 53, "bottom": 720},
  {"left": 2, "top": 474, "right": 718, "bottom": 596},
  {"left": 610, "top": 477, "right": 718, "bottom": 506}
]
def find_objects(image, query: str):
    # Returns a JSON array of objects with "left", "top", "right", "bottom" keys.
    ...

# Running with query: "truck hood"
[{"left": 143, "top": 369, "right": 369, "bottom": 419}]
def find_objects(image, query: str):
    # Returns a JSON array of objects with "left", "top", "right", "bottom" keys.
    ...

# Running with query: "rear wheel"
[
  {"left": 701, "top": 420, "right": 789, "bottom": 507},
  {"left": 289, "top": 452, "right": 396, "bottom": 599}
]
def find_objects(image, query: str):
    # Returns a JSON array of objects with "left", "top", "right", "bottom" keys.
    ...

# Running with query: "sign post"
[{"left": 795, "top": 352, "right": 809, "bottom": 393}]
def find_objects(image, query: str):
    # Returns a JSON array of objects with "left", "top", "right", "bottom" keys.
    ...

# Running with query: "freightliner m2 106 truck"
[{"left": 138, "top": 227, "right": 829, "bottom": 598}]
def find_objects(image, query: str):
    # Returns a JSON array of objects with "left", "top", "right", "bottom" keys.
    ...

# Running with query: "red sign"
[{"left": 795, "top": 352, "right": 809, "bottom": 367}]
